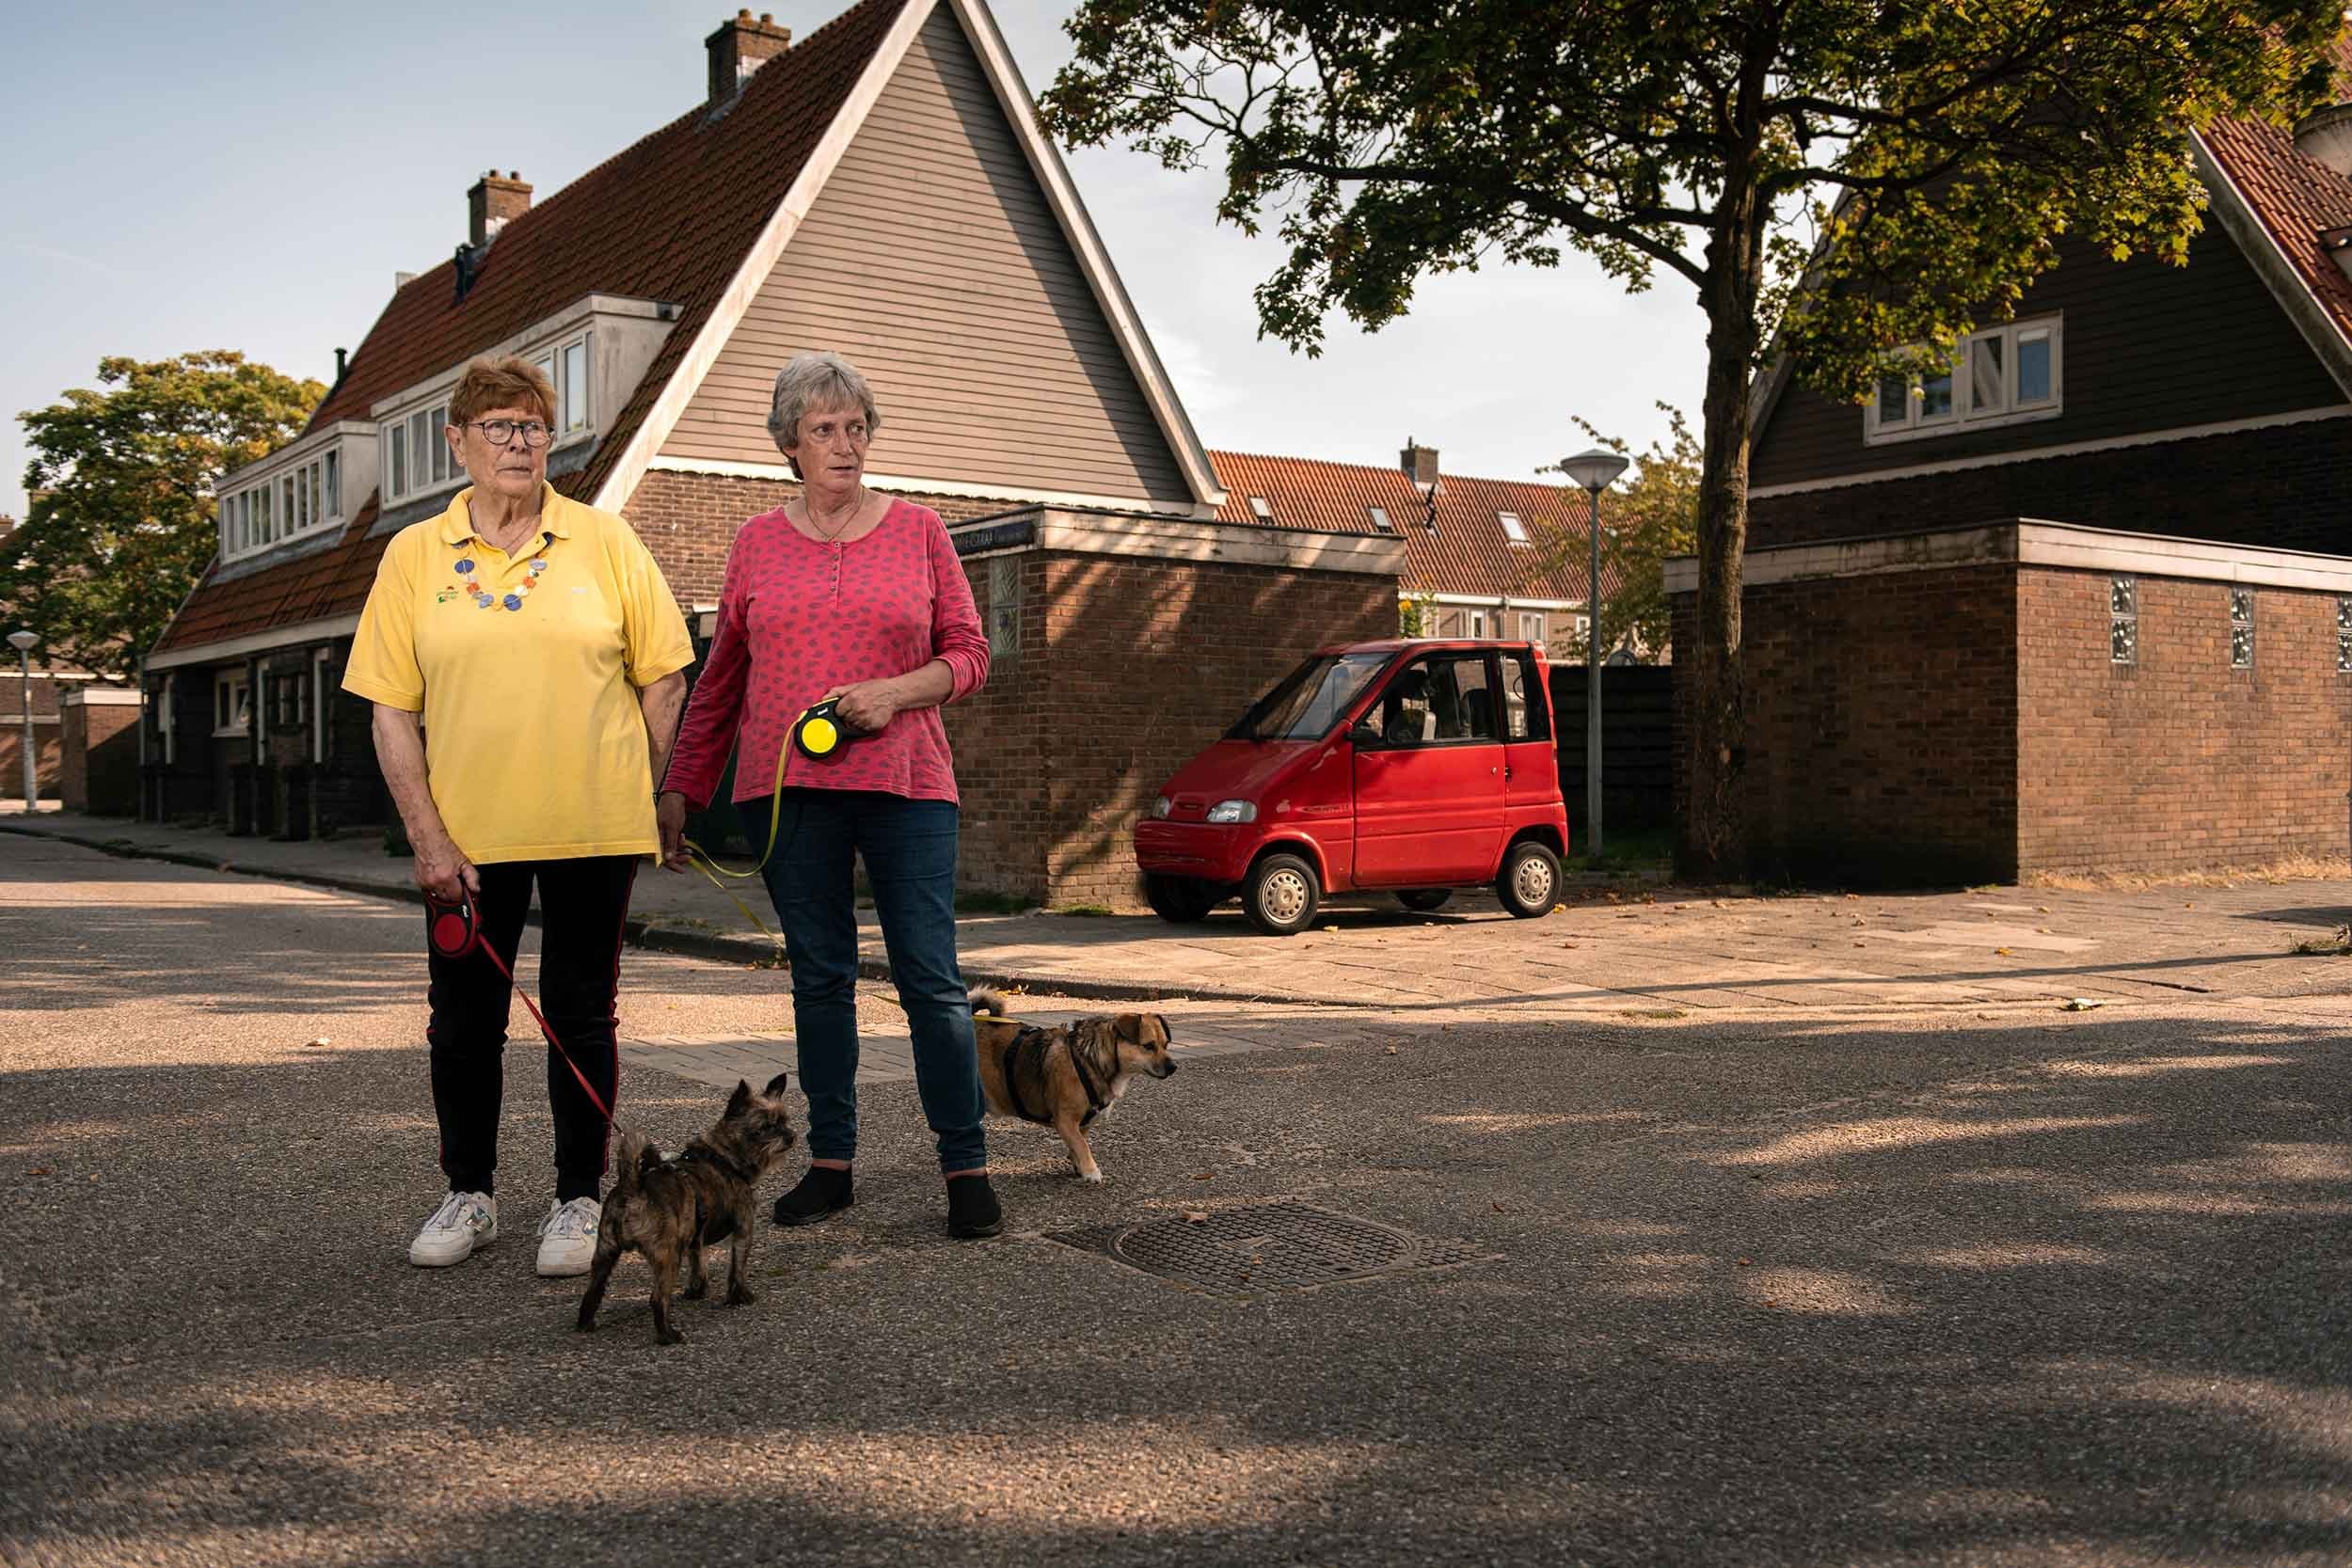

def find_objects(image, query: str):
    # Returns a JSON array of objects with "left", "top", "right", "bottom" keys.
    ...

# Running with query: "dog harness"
[
  {"left": 999, "top": 1025, "right": 1112, "bottom": 1127},
  {"left": 670, "top": 1141, "right": 755, "bottom": 1247}
]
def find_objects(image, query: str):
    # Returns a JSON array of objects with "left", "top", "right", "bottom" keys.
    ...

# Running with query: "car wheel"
[
  {"left": 1145, "top": 873, "right": 1220, "bottom": 924},
  {"left": 1396, "top": 889, "right": 1454, "bottom": 912},
  {"left": 1495, "top": 840, "right": 1562, "bottom": 919},
  {"left": 1244, "top": 853, "right": 1321, "bottom": 937}
]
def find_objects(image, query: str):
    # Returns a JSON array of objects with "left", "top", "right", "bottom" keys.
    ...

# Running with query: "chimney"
[
  {"left": 1399, "top": 437, "right": 1440, "bottom": 491},
  {"left": 707, "top": 10, "right": 792, "bottom": 108},
  {"left": 333, "top": 347, "right": 347, "bottom": 381},
  {"left": 468, "top": 170, "right": 532, "bottom": 249}
]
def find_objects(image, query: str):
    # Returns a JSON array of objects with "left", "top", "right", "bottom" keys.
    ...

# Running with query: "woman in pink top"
[{"left": 658, "top": 352, "right": 998, "bottom": 1239}]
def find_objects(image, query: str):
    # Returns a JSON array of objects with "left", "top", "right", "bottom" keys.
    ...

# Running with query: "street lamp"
[
  {"left": 8, "top": 629, "right": 37, "bottom": 813},
  {"left": 1557, "top": 450, "right": 1629, "bottom": 861}
]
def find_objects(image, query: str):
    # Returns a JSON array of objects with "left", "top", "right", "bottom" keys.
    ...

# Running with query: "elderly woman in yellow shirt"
[{"left": 343, "top": 356, "right": 694, "bottom": 1278}]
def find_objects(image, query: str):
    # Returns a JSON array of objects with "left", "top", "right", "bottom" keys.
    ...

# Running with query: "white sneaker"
[
  {"left": 536, "top": 1196, "right": 601, "bottom": 1277},
  {"left": 409, "top": 1191, "right": 498, "bottom": 1267}
]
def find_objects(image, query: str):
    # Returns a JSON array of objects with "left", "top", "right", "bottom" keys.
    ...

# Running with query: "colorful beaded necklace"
[{"left": 451, "top": 551, "right": 550, "bottom": 612}]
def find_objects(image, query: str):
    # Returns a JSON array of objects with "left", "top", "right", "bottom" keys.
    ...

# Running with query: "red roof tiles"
[
  {"left": 1207, "top": 449, "right": 1621, "bottom": 603},
  {"left": 154, "top": 0, "right": 908, "bottom": 657},
  {"left": 2203, "top": 120, "right": 2352, "bottom": 365}
]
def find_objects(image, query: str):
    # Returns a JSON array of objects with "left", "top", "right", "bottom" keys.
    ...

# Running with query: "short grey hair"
[{"left": 768, "top": 351, "right": 882, "bottom": 473}]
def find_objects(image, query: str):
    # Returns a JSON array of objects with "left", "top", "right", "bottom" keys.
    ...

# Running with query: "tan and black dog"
[
  {"left": 576, "top": 1071, "right": 798, "bottom": 1346},
  {"left": 970, "top": 988, "right": 1176, "bottom": 1183}
]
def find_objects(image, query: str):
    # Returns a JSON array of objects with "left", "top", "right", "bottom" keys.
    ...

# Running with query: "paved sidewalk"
[{"left": 8, "top": 813, "right": 2350, "bottom": 1037}]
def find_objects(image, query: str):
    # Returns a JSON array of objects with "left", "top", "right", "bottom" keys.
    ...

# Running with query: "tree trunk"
[{"left": 1679, "top": 184, "right": 1764, "bottom": 883}]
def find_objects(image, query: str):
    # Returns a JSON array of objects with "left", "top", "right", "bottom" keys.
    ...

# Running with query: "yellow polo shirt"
[{"left": 343, "top": 484, "right": 695, "bottom": 864}]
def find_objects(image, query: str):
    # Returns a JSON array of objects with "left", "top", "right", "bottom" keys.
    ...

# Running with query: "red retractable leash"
[{"left": 425, "top": 892, "right": 613, "bottom": 1125}]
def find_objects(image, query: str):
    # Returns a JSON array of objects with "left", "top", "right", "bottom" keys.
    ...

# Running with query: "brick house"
[
  {"left": 1206, "top": 444, "right": 1626, "bottom": 657},
  {"left": 139, "top": 0, "right": 1405, "bottom": 900},
  {"left": 1670, "top": 83, "right": 2352, "bottom": 883}
]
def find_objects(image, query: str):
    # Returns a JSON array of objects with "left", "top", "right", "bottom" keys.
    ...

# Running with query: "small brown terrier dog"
[
  {"left": 576, "top": 1071, "right": 798, "bottom": 1345},
  {"left": 970, "top": 988, "right": 1176, "bottom": 1183}
]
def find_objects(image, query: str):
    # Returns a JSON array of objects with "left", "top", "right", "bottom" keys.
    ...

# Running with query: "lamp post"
[
  {"left": 1557, "top": 450, "right": 1629, "bottom": 860},
  {"left": 8, "top": 630, "right": 37, "bottom": 813}
]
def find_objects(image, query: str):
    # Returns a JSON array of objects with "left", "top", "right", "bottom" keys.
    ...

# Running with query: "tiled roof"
[
  {"left": 1207, "top": 449, "right": 1622, "bottom": 603},
  {"left": 2201, "top": 44, "right": 2352, "bottom": 364},
  {"left": 153, "top": 0, "right": 908, "bottom": 659}
]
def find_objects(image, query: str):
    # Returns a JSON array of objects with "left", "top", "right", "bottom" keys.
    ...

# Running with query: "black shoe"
[
  {"left": 772, "top": 1165, "right": 853, "bottom": 1227},
  {"left": 946, "top": 1174, "right": 1003, "bottom": 1239}
]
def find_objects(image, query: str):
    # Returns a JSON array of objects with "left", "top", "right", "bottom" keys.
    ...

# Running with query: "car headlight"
[
  {"left": 1206, "top": 800, "right": 1257, "bottom": 824},
  {"left": 1152, "top": 796, "right": 1172, "bottom": 819}
]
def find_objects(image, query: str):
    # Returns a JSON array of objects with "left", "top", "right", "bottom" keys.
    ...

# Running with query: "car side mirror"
[{"left": 1349, "top": 720, "right": 1382, "bottom": 748}]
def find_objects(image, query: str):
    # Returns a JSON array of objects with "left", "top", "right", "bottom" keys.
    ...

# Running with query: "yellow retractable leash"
[{"left": 673, "top": 700, "right": 876, "bottom": 944}]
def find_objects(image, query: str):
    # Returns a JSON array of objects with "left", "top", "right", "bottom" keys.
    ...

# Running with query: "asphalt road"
[{"left": 6, "top": 833, "right": 2352, "bottom": 1567}]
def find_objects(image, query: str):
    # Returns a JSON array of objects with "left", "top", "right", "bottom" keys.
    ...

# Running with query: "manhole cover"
[{"left": 1047, "top": 1200, "right": 1493, "bottom": 1297}]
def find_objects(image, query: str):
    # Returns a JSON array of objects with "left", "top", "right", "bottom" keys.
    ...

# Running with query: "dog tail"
[
  {"left": 969, "top": 986, "right": 1012, "bottom": 1022},
  {"left": 613, "top": 1130, "right": 660, "bottom": 1198}
]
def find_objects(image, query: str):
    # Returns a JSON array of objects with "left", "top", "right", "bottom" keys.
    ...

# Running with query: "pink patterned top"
[{"left": 662, "top": 499, "right": 989, "bottom": 809}]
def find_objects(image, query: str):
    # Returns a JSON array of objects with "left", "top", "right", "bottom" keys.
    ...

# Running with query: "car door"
[
  {"left": 1496, "top": 648, "right": 1561, "bottom": 820},
  {"left": 1350, "top": 651, "right": 1508, "bottom": 885}
]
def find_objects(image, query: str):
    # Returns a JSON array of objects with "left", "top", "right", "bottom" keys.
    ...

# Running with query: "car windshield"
[{"left": 1227, "top": 651, "right": 1391, "bottom": 741}]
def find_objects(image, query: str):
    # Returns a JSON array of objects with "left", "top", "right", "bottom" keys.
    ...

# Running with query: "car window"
[
  {"left": 1500, "top": 652, "right": 1548, "bottom": 741},
  {"left": 1229, "top": 650, "right": 1391, "bottom": 741},
  {"left": 1364, "top": 655, "right": 1499, "bottom": 748}
]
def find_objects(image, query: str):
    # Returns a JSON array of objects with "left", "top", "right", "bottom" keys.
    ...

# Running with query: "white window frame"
[
  {"left": 1518, "top": 611, "right": 1545, "bottom": 643},
  {"left": 382, "top": 402, "right": 463, "bottom": 506},
  {"left": 1866, "top": 316, "right": 2063, "bottom": 446},
  {"left": 158, "top": 673, "right": 176, "bottom": 766},
  {"left": 212, "top": 671, "right": 250, "bottom": 737},
  {"left": 1248, "top": 495, "right": 1274, "bottom": 520},
  {"left": 220, "top": 449, "right": 348, "bottom": 563},
  {"left": 1499, "top": 511, "right": 1530, "bottom": 545},
  {"left": 1367, "top": 505, "right": 1391, "bottom": 532},
  {"left": 561, "top": 333, "right": 592, "bottom": 435}
]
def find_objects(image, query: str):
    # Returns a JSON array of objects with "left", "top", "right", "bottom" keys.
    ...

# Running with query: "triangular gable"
[{"left": 617, "top": 0, "right": 1219, "bottom": 515}]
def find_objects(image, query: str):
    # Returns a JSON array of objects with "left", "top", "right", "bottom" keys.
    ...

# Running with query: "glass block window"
[
  {"left": 2337, "top": 596, "right": 2351, "bottom": 673},
  {"left": 2230, "top": 587, "right": 2254, "bottom": 669},
  {"left": 2110, "top": 577, "right": 2137, "bottom": 665},
  {"left": 986, "top": 556, "right": 1021, "bottom": 664}
]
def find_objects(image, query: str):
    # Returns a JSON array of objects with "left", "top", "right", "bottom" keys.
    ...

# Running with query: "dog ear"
[
  {"left": 762, "top": 1070, "right": 792, "bottom": 1098},
  {"left": 726, "top": 1079, "right": 755, "bottom": 1117},
  {"left": 1115, "top": 1014, "right": 1143, "bottom": 1043},
  {"left": 1152, "top": 1013, "right": 1172, "bottom": 1044}
]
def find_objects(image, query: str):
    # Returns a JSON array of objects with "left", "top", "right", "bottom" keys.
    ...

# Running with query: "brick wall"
[
  {"left": 61, "top": 696, "right": 141, "bottom": 815},
  {"left": 1674, "top": 563, "right": 2022, "bottom": 885},
  {"left": 1750, "top": 419, "right": 2352, "bottom": 555},
  {"left": 624, "top": 469, "right": 1018, "bottom": 610},
  {"left": 945, "top": 549, "right": 1396, "bottom": 908},
  {"left": 0, "top": 670, "right": 74, "bottom": 800},
  {"left": 2017, "top": 567, "right": 2350, "bottom": 872}
]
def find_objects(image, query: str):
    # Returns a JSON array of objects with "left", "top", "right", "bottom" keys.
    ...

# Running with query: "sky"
[{"left": 0, "top": 1, "right": 1706, "bottom": 523}]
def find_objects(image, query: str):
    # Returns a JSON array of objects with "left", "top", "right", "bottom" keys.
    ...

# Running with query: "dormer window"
[
  {"left": 218, "top": 444, "right": 350, "bottom": 562},
  {"left": 380, "top": 399, "right": 456, "bottom": 506},
  {"left": 1499, "top": 511, "right": 1529, "bottom": 545},
  {"left": 1867, "top": 317, "right": 2060, "bottom": 444}
]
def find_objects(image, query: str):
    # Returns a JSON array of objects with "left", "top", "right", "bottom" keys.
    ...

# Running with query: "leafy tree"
[
  {"left": 1041, "top": 0, "right": 2341, "bottom": 876},
  {"left": 1537, "top": 404, "right": 1700, "bottom": 663},
  {"left": 6, "top": 353, "right": 324, "bottom": 680}
]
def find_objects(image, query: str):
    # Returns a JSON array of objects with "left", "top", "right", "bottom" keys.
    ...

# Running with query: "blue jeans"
[{"left": 752, "top": 790, "right": 985, "bottom": 1173}]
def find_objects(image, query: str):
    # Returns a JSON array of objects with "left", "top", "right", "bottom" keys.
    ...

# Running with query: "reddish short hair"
[{"left": 450, "top": 355, "right": 556, "bottom": 429}]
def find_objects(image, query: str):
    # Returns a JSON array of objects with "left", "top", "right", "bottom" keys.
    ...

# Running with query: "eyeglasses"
[{"left": 468, "top": 419, "right": 552, "bottom": 449}]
